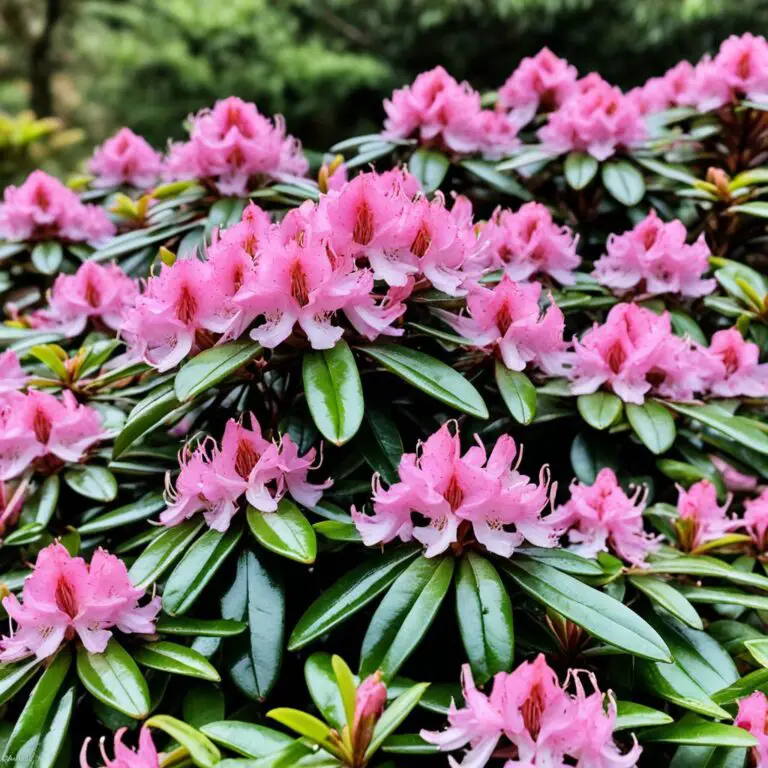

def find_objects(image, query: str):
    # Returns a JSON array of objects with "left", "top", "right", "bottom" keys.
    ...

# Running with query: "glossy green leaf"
[
  {"left": 0, "top": 657, "right": 43, "bottom": 706},
  {"left": 29, "top": 474, "right": 59, "bottom": 527},
  {"left": 200, "top": 721, "right": 292, "bottom": 759},
  {"left": 360, "top": 555, "right": 454, "bottom": 680},
  {"left": 496, "top": 363, "right": 537, "bottom": 425},
  {"left": 745, "top": 638, "right": 768, "bottom": 668},
  {"left": 564, "top": 152, "right": 599, "bottom": 189},
  {"left": 381, "top": 734, "right": 438, "bottom": 754},
  {"left": 669, "top": 745, "right": 747, "bottom": 768},
  {"left": 129, "top": 519, "right": 204, "bottom": 589},
  {"left": 175, "top": 341, "right": 262, "bottom": 402},
  {"left": 78, "top": 491, "right": 165, "bottom": 534},
  {"left": 28, "top": 344, "right": 68, "bottom": 379},
  {"left": 156, "top": 616, "right": 246, "bottom": 637},
  {"left": 304, "top": 653, "right": 347, "bottom": 730},
  {"left": 678, "top": 585, "right": 768, "bottom": 611},
  {"left": 247, "top": 500, "right": 316, "bottom": 564},
  {"left": 602, "top": 160, "right": 645, "bottom": 206},
  {"left": 614, "top": 701, "right": 673, "bottom": 731},
  {"left": 314, "top": 520, "right": 361, "bottom": 542},
  {"left": 577, "top": 392, "right": 623, "bottom": 431},
  {"left": 641, "top": 717, "right": 757, "bottom": 747},
  {"left": 626, "top": 401, "right": 676, "bottom": 454},
  {"left": 64, "top": 465, "right": 117, "bottom": 502},
  {"left": 646, "top": 555, "right": 768, "bottom": 592},
  {"left": 629, "top": 576, "right": 703, "bottom": 629},
  {"left": 360, "top": 345, "right": 488, "bottom": 419},
  {"left": 332, "top": 655, "right": 357, "bottom": 733},
  {"left": 359, "top": 405, "right": 403, "bottom": 486},
  {"left": 113, "top": 381, "right": 181, "bottom": 458},
  {"left": 134, "top": 641, "right": 221, "bottom": 681},
  {"left": 145, "top": 714, "right": 221, "bottom": 768},
  {"left": 409, "top": 149, "right": 450, "bottom": 194},
  {"left": 365, "top": 682, "right": 430, "bottom": 761},
  {"left": 31, "top": 242, "right": 63, "bottom": 275},
  {"left": 266, "top": 709, "right": 341, "bottom": 757},
  {"left": 522, "top": 547, "right": 603, "bottom": 576}
]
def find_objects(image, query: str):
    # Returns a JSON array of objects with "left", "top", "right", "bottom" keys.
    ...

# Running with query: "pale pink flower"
[
  {"left": 0, "top": 350, "right": 28, "bottom": 393},
  {"left": 675, "top": 479, "right": 736, "bottom": 552},
  {"left": 557, "top": 468, "right": 659, "bottom": 566},
  {"left": 679, "top": 57, "right": 734, "bottom": 113},
  {"left": 626, "top": 62, "right": 696, "bottom": 116},
  {"left": 81, "top": 726, "right": 160, "bottom": 768},
  {"left": 498, "top": 48, "right": 579, "bottom": 125},
  {"left": 383, "top": 67, "right": 486, "bottom": 154},
  {"left": 479, "top": 202, "right": 580, "bottom": 285},
  {"left": 704, "top": 329, "right": 768, "bottom": 398},
  {"left": 710, "top": 455, "right": 759, "bottom": 493},
  {"left": 476, "top": 110, "right": 521, "bottom": 159},
  {"left": 0, "top": 171, "right": 115, "bottom": 244},
  {"left": 714, "top": 34, "right": 768, "bottom": 106},
  {"left": 89, "top": 128, "right": 163, "bottom": 189},
  {"left": 352, "top": 423, "right": 556, "bottom": 558},
  {"left": 593, "top": 211, "right": 714, "bottom": 297},
  {"left": 744, "top": 489, "right": 768, "bottom": 552},
  {"left": 276, "top": 433, "right": 333, "bottom": 508},
  {"left": 30, "top": 261, "right": 138, "bottom": 337},
  {"left": 735, "top": 692, "right": 768, "bottom": 768},
  {"left": 0, "top": 390, "right": 104, "bottom": 481},
  {"left": 537, "top": 74, "right": 646, "bottom": 160},
  {"left": 0, "top": 542, "right": 160, "bottom": 662},
  {"left": 165, "top": 97, "right": 308, "bottom": 195},
  {"left": 435, "top": 276, "right": 567, "bottom": 375}
]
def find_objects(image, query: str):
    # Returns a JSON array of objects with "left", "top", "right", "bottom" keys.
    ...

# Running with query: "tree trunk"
[{"left": 29, "top": 0, "right": 63, "bottom": 117}]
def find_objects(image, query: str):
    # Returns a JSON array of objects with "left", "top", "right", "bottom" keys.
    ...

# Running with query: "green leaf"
[
  {"left": 2, "top": 650, "right": 72, "bottom": 768},
  {"left": 641, "top": 717, "right": 757, "bottom": 748},
  {"left": 745, "top": 638, "right": 768, "bottom": 668},
  {"left": 626, "top": 401, "right": 676, "bottom": 454},
  {"left": 577, "top": 392, "right": 623, "bottom": 431},
  {"left": 408, "top": 149, "right": 450, "bottom": 194},
  {"left": 145, "top": 714, "right": 221, "bottom": 768},
  {"left": 247, "top": 500, "right": 317, "bottom": 564},
  {"left": 646, "top": 555, "right": 768, "bottom": 592},
  {"left": 364, "top": 682, "right": 430, "bottom": 761},
  {"left": 456, "top": 552, "right": 514, "bottom": 683},
  {"left": 332, "top": 655, "right": 357, "bottom": 733},
  {"left": 91, "top": 221, "right": 198, "bottom": 262},
  {"left": 64, "top": 465, "right": 117, "bottom": 502},
  {"left": 29, "top": 474, "right": 59, "bottom": 527},
  {"left": 636, "top": 157, "right": 700, "bottom": 186},
  {"left": 360, "top": 555, "right": 454, "bottom": 681},
  {"left": 461, "top": 159, "right": 532, "bottom": 200},
  {"left": 134, "top": 641, "right": 221, "bottom": 681},
  {"left": 289, "top": 547, "right": 420, "bottom": 650},
  {"left": 76, "top": 640, "right": 150, "bottom": 719},
  {"left": 359, "top": 405, "right": 403, "bottom": 486},
  {"left": 0, "top": 657, "right": 43, "bottom": 706},
  {"left": 175, "top": 341, "right": 262, "bottom": 402},
  {"left": 564, "top": 152, "right": 599, "bottom": 190},
  {"left": 360, "top": 345, "right": 488, "bottom": 419},
  {"left": 304, "top": 653, "right": 347, "bottom": 730},
  {"left": 678, "top": 585, "right": 768, "bottom": 611},
  {"left": 629, "top": 576, "right": 703, "bottom": 630},
  {"left": 500, "top": 557, "right": 671, "bottom": 661},
  {"left": 31, "top": 242, "right": 63, "bottom": 275},
  {"left": 728, "top": 201, "right": 768, "bottom": 218},
  {"left": 314, "top": 520, "right": 361, "bottom": 542},
  {"left": 28, "top": 344, "right": 68, "bottom": 379},
  {"left": 670, "top": 310, "right": 708, "bottom": 346},
  {"left": 670, "top": 745, "right": 747, "bottom": 768},
  {"left": 614, "top": 701, "right": 674, "bottom": 731},
  {"left": 78, "top": 491, "right": 164, "bottom": 534},
  {"left": 113, "top": 381, "right": 181, "bottom": 458},
  {"left": 522, "top": 547, "right": 603, "bottom": 576},
  {"left": 714, "top": 669, "right": 768, "bottom": 705},
  {"left": 221, "top": 548, "right": 285, "bottom": 702},
  {"left": 200, "top": 721, "right": 292, "bottom": 759},
  {"left": 602, "top": 160, "right": 646, "bottom": 206},
  {"left": 155, "top": 616, "right": 246, "bottom": 637},
  {"left": 266, "top": 709, "right": 341, "bottom": 757},
  {"left": 496, "top": 363, "right": 537, "bottom": 425},
  {"left": 163, "top": 524, "right": 244, "bottom": 615},
  {"left": 381, "top": 734, "right": 438, "bottom": 754},
  {"left": 302, "top": 340, "right": 364, "bottom": 446},
  {"left": 129, "top": 519, "right": 204, "bottom": 589}
]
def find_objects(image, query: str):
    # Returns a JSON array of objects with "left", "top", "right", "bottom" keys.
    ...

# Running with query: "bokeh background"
[{"left": 1, "top": 0, "right": 767, "bottom": 182}]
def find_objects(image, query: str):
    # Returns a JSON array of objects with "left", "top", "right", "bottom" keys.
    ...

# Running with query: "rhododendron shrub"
[{"left": 3, "top": 37, "right": 768, "bottom": 768}]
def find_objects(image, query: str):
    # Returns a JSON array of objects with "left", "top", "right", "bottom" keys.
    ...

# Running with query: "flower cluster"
[
  {"left": 736, "top": 692, "right": 768, "bottom": 768},
  {"left": 89, "top": 128, "right": 163, "bottom": 189},
  {"left": 626, "top": 61, "right": 696, "bottom": 116},
  {"left": 674, "top": 479, "right": 734, "bottom": 552},
  {"left": 352, "top": 423, "right": 557, "bottom": 558},
  {"left": 557, "top": 468, "right": 659, "bottom": 566},
  {"left": 567, "top": 303, "right": 768, "bottom": 404},
  {"left": 81, "top": 726, "right": 160, "bottom": 768},
  {"left": 165, "top": 96, "right": 308, "bottom": 195},
  {"left": 383, "top": 66, "right": 520, "bottom": 156},
  {"left": 163, "top": 415, "right": 330, "bottom": 531},
  {"left": 0, "top": 350, "right": 28, "bottom": 393},
  {"left": 0, "top": 171, "right": 115, "bottom": 244},
  {"left": 422, "top": 657, "right": 641, "bottom": 768},
  {"left": 0, "top": 542, "right": 159, "bottom": 661},
  {"left": 29, "top": 261, "right": 138, "bottom": 337},
  {"left": 0, "top": 389, "right": 104, "bottom": 481},
  {"left": 593, "top": 210, "right": 715, "bottom": 298}
]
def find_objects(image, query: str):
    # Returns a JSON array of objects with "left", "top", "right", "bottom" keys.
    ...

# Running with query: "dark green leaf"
[
  {"left": 156, "top": 616, "right": 246, "bottom": 637},
  {"left": 0, "top": 657, "right": 43, "bottom": 706},
  {"left": 64, "top": 466, "right": 117, "bottom": 502},
  {"left": 134, "top": 642, "right": 220, "bottom": 681},
  {"left": 200, "top": 721, "right": 292, "bottom": 759},
  {"left": 626, "top": 401, "right": 676, "bottom": 454},
  {"left": 247, "top": 500, "right": 316, "bottom": 564},
  {"left": 304, "top": 652, "right": 346, "bottom": 730},
  {"left": 461, "top": 160, "right": 532, "bottom": 200},
  {"left": 629, "top": 576, "right": 703, "bottom": 630},
  {"left": 614, "top": 701, "right": 673, "bottom": 731},
  {"left": 577, "top": 392, "right": 623, "bottom": 430},
  {"left": 641, "top": 718, "right": 757, "bottom": 748},
  {"left": 175, "top": 342, "right": 262, "bottom": 402},
  {"left": 496, "top": 363, "right": 537, "bottom": 425},
  {"left": 78, "top": 491, "right": 165, "bottom": 534},
  {"left": 602, "top": 160, "right": 646, "bottom": 206},
  {"left": 31, "top": 242, "right": 63, "bottom": 275},
  {"left": 113, "top": 381, "right": 181, "bottom": 458},
  {"left": 129, "top": 519, "right": 204, "bottom": 589},
  {"left": 365, "top": 682, "right": 430, "bottom": 761},
  {"left": 381, "top": 734, "right": 438, "bottom": 754}
]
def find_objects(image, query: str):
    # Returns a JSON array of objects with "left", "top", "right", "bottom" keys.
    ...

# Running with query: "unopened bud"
[{"left": 706, "top": 167, "right": 731, "bottom": 200}]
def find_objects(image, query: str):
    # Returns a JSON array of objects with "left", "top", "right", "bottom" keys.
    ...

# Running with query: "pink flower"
[
  {"left": 479, "top": 202, "right": 580, "bottom": 285},
  {"left": 498, "top": 48, "right": 579, "bottom": 125},
  {"left": 557, "top": 468, "right": 659, "bottom": 566},
  {"left": 435, "top": 276, "right": 567, "bottom": 375},
  {"left": 352, "top": 423, "right": 556, "bottom": 558},
  {"left": 0, "top": 350, "right": 28, "bottom": 393},
  {"left": 593, "top": 211, "right": 715, "bottom": 298},
  {"left": 711, "top": 34, "right": 768, "bottom": 107},
  {"left": 703, "top": 329, "right": 768, "bottom": 398},
  {"left": 30, "top": 261, "right": 138, "bottom": 337},
  {"left": 81, "top": 726, "right": 160, "bottom": 768},
  {"left": 352, "top": 672, "right": 388, "bottom": 757},
  {"left": 744, "top": 489, "right": 768, "bottom": 552},
  {"left": 165, "top": 97, "right": 308, "bottom": 195},
  {"left": 89, "top": 128, "right": 163, "bottom": 189},
  {"left": 627, "top": 61, "right": 696, "bottom": 116},
  {"left": 679, "top": 57, "right": 734, "bottom": 113},
  {"left": 0, "top": 390, "right": 103, "bottom": 481},
  {"left": 736, "top": 692, "right": 768, "bottom": 768},
  {"left": 537, "top": 74, "right": 646, "bottom": 160},
  {"left": 475, "top": 110, "right": 521, "bottom": 159},
  {"left": 0, "top": 542, "right": 159, "bottom": 662},
  {"left": 675, "top": 479, "right": 735, "bottom": 552},
  {"left": 0, "top": 171, "right": 115, "bottom": 244},
  {"left": 709, "top": 455, "right": 759, "bottom": 493}
]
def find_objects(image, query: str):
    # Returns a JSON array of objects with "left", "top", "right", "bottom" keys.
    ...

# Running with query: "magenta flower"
[
  {"left": 497, "top": 48, "right": 579, "bottom": 126},
  {"left": 704, "top": 329, "right": 768, "bottom": 398},
  {"left": 709, "top": 455, "right": 759, "bottom": 493},
  {"left": 0, "top": 350, "right": 28, "bottom": 393},
  {"left": 537, "top": 74, "right": 646, "bottom": 160},
  {"left": 475, "top": 110, "right": 521, "bottom": 159},
  {"left": 89, "top": 128, "right": 163, "bottom": 189},
  {"left": 680, "top": 57, "right": 734, "bottom": 113},
  {"left": 352, "top": 423, "right": 556, "bottom": 558},
  {"left": 736, "top": 692, "right": 768, "bottom": 768},
  {"left": 165, "top": 97, "right": 308, "bottom": 195},
  {"left": 593, "top": 211, "right": 715, "bottom": 298},
  {"left": 675, "top": 479, "right": 735, "bottom": 552},
  {"left": 0, "top": 390, "right": 104, "bottom": 481},
  {"left": 626, "top": 61, "right": 696, "bottom": 116},
  {"left": 0, "top": 171, "right": 115, "bottom": 244},
  {"left": 30, "top": 261, "right": 138, "bottom": 337},
  {"left": 0, "top": 542, "right": 160, "bottom": 662},
  {"left": 557, "top": 468, "right": 659, "bottom": 566},
  {"left": 81, "top": 726, "right": 160, "bottom": 768},
  {"left": 479, "top": 202, "right": 580, "bottom": 285},
  {"left": 744, "top": 489, "right": 768, "bottom": 552},
  {"left": 435, "top": 276, "right": 568, "bottom": 375}
]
